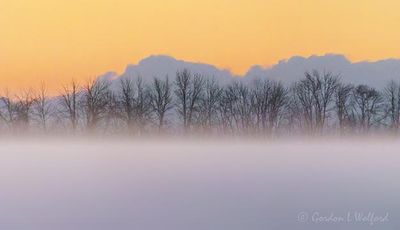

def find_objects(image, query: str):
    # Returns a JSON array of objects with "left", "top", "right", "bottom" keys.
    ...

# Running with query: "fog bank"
[{"left": 0, "top": 139, "right": 398, "bottom": 230}]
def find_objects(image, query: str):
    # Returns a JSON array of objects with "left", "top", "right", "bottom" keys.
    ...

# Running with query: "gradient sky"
[{"left": 1, "top": 0, "right": 400, "bottom": 92}]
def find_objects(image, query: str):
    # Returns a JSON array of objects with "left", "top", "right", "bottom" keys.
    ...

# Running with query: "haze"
[{"left": 0, "top": 138, "right": 398, "bottom": 229}]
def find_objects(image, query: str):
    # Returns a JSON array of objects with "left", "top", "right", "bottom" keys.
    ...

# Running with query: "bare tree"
[
  {"left": 118, "top": 78, "right": 136, "bottom": 130},
  {"left": 286, "top": 86, "right": 303, "bottom": 133},
  {"left": 352, "top": 85, "right": 384, "bottom": 132},
  {"left": 292, "top": 80, "right": 315, "bottom": 132},
  {"left": 150, "top": 76, "right": 173, "bottom": 132},
  {"left": 384, "top": 80, "right": 400, "bottom": 132},
  {"left": 134, "top": 77, "right": 152, "bottom": 134},
  {"left": 0, "top": 89, "right": 18, "bottom": 130},
  {"left": 267, "top": 81, "right": 287, "bottom": 133},
  {"left": 118, "top": 77, "right": 151, "bottom": 134},
  {"left": 293, "top": 71, "right": 339, "bottom": 133},
  {"left": 60, "top": 80, "right": 79, "bottom": 132},
  {"left": 225, "top": 81, "right": 252, "bottom": 134},
  {"left": 199, "top": 77, "right": 222, "bottom": 132},
  {"left": 32, "top": 83, "right": 53, "bottom": 132},
  {"left": 335, "top": 83, "right": 354, "bottom": 134},
  {"left": 250, "top": 79, "right": 287, "bottom": 134},
  {"left": 82, "top": 79, "right": 111, "bottom": 131},
  {"left": 14, "top": 89, "right": 35, "bottom": 131},
  {"left": 3, "top": 68, "right": 400, "bottom": 136},
  {"left": 104, "top": 90, "right": 120, "bottom": 133},
  {"left": 251, "top": 79, "right": 271, "bottom": 133},
  {"left": 174, "top": 69, "right": 204, "bottom": 132},
  {"left": 175, "top": 69, "right": 190, "bottom": 130},
  {"left": 218, "top": 86, "right": 237, "bottom": 134}
]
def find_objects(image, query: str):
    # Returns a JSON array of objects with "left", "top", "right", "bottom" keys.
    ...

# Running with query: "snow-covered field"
[{"left": 0, "top": 138, "right": 398, "bottom": 230}]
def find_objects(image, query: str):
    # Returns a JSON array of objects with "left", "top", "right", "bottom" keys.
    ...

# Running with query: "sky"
[{"left": 1, "top": 0, "right": 400, "bottom": 92}]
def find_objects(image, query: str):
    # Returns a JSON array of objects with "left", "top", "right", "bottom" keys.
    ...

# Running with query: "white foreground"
[{"left": 0, "top": 138, "right": 398, "bottom": 230}]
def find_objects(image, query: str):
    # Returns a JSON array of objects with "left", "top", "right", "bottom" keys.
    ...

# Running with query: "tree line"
[{"left": 1, "top": 69, "right": 400, "bottom": 136}]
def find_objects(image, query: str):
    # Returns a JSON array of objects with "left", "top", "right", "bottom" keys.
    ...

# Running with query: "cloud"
[{"left": 100, "top": 54, "right": 400, "bottom": 89}]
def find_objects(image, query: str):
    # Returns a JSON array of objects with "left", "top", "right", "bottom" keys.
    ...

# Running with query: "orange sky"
[{"left": 1, "top": 0, "right": 400, "bottom": 93}]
